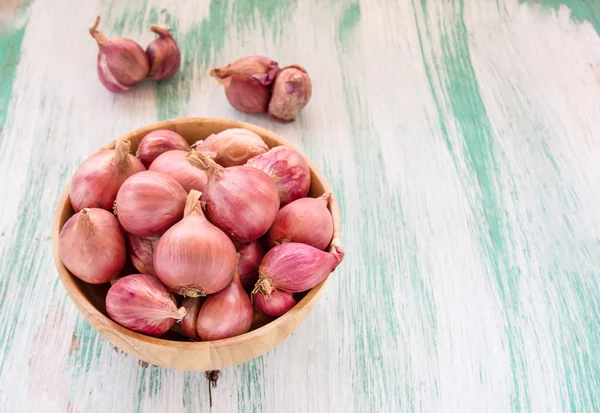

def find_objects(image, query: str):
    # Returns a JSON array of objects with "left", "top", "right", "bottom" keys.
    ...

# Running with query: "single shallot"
[
  {"left": 253, "top": 240, "right": 344, "bottom": 295},
  {"left": 267, "top": 193, "right": 333, "bottom": 250},
  {"left": 146, "top": 25, "right": 181, "bottom": 81},
  {"left": 236, "top": 240, "right": 265, "bottom": 290},
  {"left": 59, "top": 208, "right": 126, "bottom": 284},
  {"left": 69, "top": 139, "right": 145, "bottom": 212},
  {"left": 179, "top": 297, "right": 203, "bottom": 339},
  {"left": 246, "top": 146, "right": 310, "bottom": 206},
  {"left": 125, "top": 233, "right": 160, "bottom": 276},
  {"left": 190, "top": 153, "right": 279, "bottom": 242},
  {"left": 196, "top": 265, "right": 253, "bottom": 340},
  {"left": 136, "top": 130, "right": 190, "bottom": 168},
  {"left": 106, "top": 274, "right": 186, "bottom": 337},
  {"left": 253, "top": 289, "right": 296, "bottom": 317},
  {"left": 268, "top": 65, "right": 312, "bottom": 122},
  {"left": 154, "top": 190, "right": 237, "bottom": 297},
  {"left": 115, "top": 171, "right": 186, "bottom": 237}
]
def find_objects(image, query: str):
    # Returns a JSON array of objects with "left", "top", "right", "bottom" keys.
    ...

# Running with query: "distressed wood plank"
[{"left": 0, "top": 0, "right": 599, "bottom": 412}]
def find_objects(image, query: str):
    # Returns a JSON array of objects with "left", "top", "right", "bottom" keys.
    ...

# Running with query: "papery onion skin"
[
  {"left": 136, "top": 130, "right": 190, "bottom": 168},
  {"left": 59, "top": 208, "right": 126, "bottom": 284},
  {"left": 254, "top": 240, "right": 345, "bottom": 295},
  {"left": 268, "top": 65, "right": 312, "bottom": 122},
  {"left": 193, "top": 153, "right": 279, "bottom": 242},
  {"left": 179, "top": 297, "right": 203, "bottom": 339},
  {"left": 154, "top": 190, "right": 237, "bottom": 296},
  {"left": 70, "top": 139, "right": 145, "bottom": 212},
  {"left": 196, "top": 268, "right": 253, "bottom": 341},
  {"left": 106, "top": 274, "right": 186, "bottom": 337},
  {"left": 149, "top": 150, "right": 209, "bottom": 193},
  {"left": 115, "top": 171, "right": 187, "bottom": 237},
  {"left": 236, "top": 240, "right": 265, "bottom": 290},
  {"left": 125, "top": 233, "right": 160, "bottom": 276},
  {"left": 246, "top": 146, "right": 310, "bottom": 206},
  {"left": 253, "top": 289, "right": 296, "bottom": 317},
  {"left": 89, "top": 17, "right": 149, "bottom": 93},
  {"left": 210, "top": 55, "right": 280, "bottom": 113},
  {"left": 267, "top": 193, "right": 333, "bottom": 250},
  {"left": 193, "top": 128, "right": 268, "bottom": 167},
  {"left": 146, "top": 25, "right": 181, "bottom": 81}
]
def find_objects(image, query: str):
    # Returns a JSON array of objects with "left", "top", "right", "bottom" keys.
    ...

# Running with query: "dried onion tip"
[
  {"left": 89, "top": 16, "right": 149, "bottom": 93},
  {"left": 59, "top": 208, "right": 126, "bottom": 284},
  {"left": 210, "top": 55, "right": 280, "bottom": 113},
  {"left": 146, "top": 25, "right": 181, "bottom": 81},
  {"left": 192, "top": 128, "right": 268, "bottom": 167},
  {"left": 154, "top": 190, "right": 237, "bottom": 297},
  {"left": 106, "top": 274, "right": 186, "bottom": 337},
  {"left": 69, "top": 139, "right": 145, "bottom": 212}
]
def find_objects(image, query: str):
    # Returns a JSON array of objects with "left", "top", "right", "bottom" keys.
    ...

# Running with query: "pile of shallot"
[{"left": 59, "top": 127, "right": 344, "bottom": 340}]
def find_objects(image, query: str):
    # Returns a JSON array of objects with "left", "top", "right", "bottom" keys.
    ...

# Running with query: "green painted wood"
[{"left": 0, "top": 0, "right": 599, "bottom": 411}]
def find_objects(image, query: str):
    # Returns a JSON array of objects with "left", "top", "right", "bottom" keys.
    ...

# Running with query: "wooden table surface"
[{"left": 1, "top": 0, "right": 600, "bottom": 412}]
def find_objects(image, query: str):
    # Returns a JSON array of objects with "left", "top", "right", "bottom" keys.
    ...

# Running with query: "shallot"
[
  {"left": 69, "top": 139, "right": 145, "bottom": 212},
  {"left": 268, "top": 65, "right": 312, "bottom": 122},
  {"left": 125, "top": 233, "right": 160, "bottom": 276},
  {"left": 115, "top": 171, "right": 186, "bottom": 237},
  {"left": 154, "top": 190, "right": 237, "bottom": 297},
  {"left": 246, "top": 146, "right": 310, "bottom": 206},
  {"left": 236, "top": 240, "right": 264, "bottom": 290},
  {"left": 179, "top": 297, "right": 203, "bottom": 339},
  {"left": 146, "top": 25, "right": 181, "bottom": 81},
  {"left": 253, "top": 240, "right": 344, "bottom": 295},
  {"left": 106, "top": 274, "right": 185, "bottom": 337},
  {"left": 136, "top": 130, "right": 190, "bottom": 168},
  {"left": 192, "top": 128, "right": 268, "bottom": 167},
  {"left": 149, "top": 150, "right": 209, "bottom": 192},
  {"left": 250, "top": 308, "right": 275, "bottom": 331},
  {"left": 253, "top": 289, "right": 296, "bottom": 317},
  {"left": 89, "top": 16, "right": 149, "bottom": 93},
  {"left": 191, "top": 153, "right": 279, "bottom": 242},
  {"left": 196, "top": 265, "right": 253, "bottom": 340},
  {"left": 267, "top": 193, "right": 333, "bottom": 250},
  {"left": 59, "top": 208, "right": 126, "bottom": 284},
  {"left": 210, "top": 55, "right": 280, "bottom": 113}
]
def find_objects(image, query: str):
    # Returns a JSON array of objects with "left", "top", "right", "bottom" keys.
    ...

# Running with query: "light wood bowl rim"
[{"left": 51, "top": 117, "right": 342, "bottom": 370}]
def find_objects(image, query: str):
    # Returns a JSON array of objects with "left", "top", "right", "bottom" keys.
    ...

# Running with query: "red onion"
[
  {"left": 268, "top": 65, "right": 312, "bottom": 122},
  {"left": 136, "top": 130, "right": 190, "bottom": 168},
  {"left": 253, "top": 240, "right": 344, "bottom": 295},
  {"left": 246, "top": 146, "right": 310, "bottom": 206},
  {"left": 59, "top": 208, "right": 126, "bottom": 284},
  {"left": 267, "top": 193, "right": 333, "bottom": 250},
  {"left": 149, "top": 150, "right": 209, "bottom": 193},
  {"left": 196, "top": 267, "right": 253, "bottom": 340},
  {"left": 191, "top": 153, "right": 279, "bottom": 242},
  {"left": 236, "top": 240, "right": 265, "bottom": 290},
  {"left": 179, "top": 297, "right": 203, "bottom": 339},
  {"left": 125, "top": 233, "right": 160, "bottom": 276},
  {"left": 192, "top": 128, "right": 268, "bottom": 167},
  {"left": 250, "top": 308, "right": 275, "bottom": 331},
  {"left": 115, "top": 171, "right": 186, "bottom": 237},
  {"left": 106, "top": 274, "right": 186, "bottom": 337},
  {"left": 69, "top": 139, "right": 145, "bottom": 212},
  {"left": 210, "top": 55, "right": 280, "bottom": 113},
  {"left": 253, "top": 289, "right": 296, "bottom": 317},
  {"left": 154, "top": 190, "right": 237, "bottom": 297}
]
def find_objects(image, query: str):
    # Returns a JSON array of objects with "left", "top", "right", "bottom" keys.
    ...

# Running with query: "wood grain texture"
[{"left": 1, "top": 0, "right": 600, "bottom": 412}]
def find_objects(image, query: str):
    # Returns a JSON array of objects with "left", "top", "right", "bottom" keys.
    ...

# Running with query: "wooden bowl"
[{"left": 51, "top": 118, "right": 342, "bottom": 371}]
